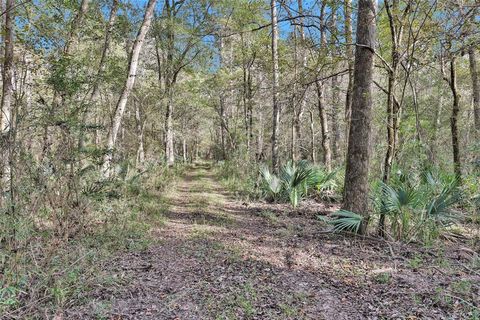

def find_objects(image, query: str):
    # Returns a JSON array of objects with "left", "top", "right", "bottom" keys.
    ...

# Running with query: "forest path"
[{"left": 65, "top": 163, "right": 472, "bottom": 319}]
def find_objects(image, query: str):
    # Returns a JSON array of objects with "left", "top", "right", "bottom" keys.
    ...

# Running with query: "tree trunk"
[
  {"left": 343, "top": 0, "right": 377, "bottom": 235},
  {"left": 378, "top": 0, "right": 405, "bottom": 236},
  {"left": 182, "top": 137, "right": 187, "bottom": 163},
  {"left": 1, "top": 0, "right": 14, "bottom": 202},
  {"left": 165, "top": 90, "right": 175, "bottom": 166},
  {"left": 430, "top": 95, "right": 443, "bottom": 164},
  {"left": 134, "top": 98, "right": 145, "bottom": 167},
  {"left": 317, "top": 2, "right": 331, "bottom": 171},
  {"left": 309, "top": 109, "right": 316, "bottom": 164},
  {"left": 257, "top": 111, "right": 264, "bottom": 161},
  {"left": 270, "top": 0, "right": 280, "bottom": 173},
  {"left": 102, "top": 0, "right": 157, "bottom": 176},
  {"left": 163, "top": 0, "right": 176, "bottom": 167},
  {"left": 469, "top": 47, "right": 480, "bottom": 136},
  {"left": 41, "top": 0, "right": 90, "bottom": 162},
  {"left": 382, "top": 0, "right": 404, "bottom": 185},
  {"left": 79, "top": 0, "right": 119, "bottom": 150},
  {"left": 316, "top": 80, "right": 332, "bottom": 171},
  {"left": 448, "top": 58, "right": 462, "bottom": 181},
  {"left": 65, "top": 0, "right": 90, "bottom": 53},
  {"left": 343, "top": 0, "right": 353, "bottom": 150},
  {"left": 218, "top": 34, "right": 228, "bottom": 160},
  {"left": 330, "top": 7, "right": 340, "bottom": 161},
  {"left": 293, "top": 0, "right": 307, "bottom": 161}
]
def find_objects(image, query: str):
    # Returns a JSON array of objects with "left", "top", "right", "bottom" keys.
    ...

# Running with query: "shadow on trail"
[{"left": 64, "top": 163, "right": 468, "bottom": 320}]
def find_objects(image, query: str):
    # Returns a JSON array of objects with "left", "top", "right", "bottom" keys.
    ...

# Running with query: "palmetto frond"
[{"left": 329, "top": 210, "right": 364, "bottom": 233}]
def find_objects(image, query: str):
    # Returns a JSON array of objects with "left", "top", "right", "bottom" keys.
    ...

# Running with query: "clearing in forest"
[{"left": 65, "top": 163, "right": 479, "bottom": 319}]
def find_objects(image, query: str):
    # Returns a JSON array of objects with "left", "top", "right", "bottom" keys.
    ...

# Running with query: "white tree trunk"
[
  {"left": 134, "top": 99, "right": 145, "bottom": 167},
  {"left": 102, "top": 0, "right": 157, "bottom": 176}
]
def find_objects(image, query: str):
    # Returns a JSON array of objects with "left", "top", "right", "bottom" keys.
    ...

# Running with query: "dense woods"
[{"left": 0, "top": 0, "right": 479, "bottom": 318}]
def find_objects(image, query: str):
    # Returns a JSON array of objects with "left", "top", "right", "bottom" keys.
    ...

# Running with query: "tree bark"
[
  {"left": 309, "top": 109, "right": 316, "bottom": 164},
  {"left": 102, "top": 0, "right": 157, "bottom": 175},
  {"left": 343, "top": 0, "right": 353, "bottom": 150},
  {"left": 270, "top": 0, "right": 280, "bottom": 173},
  {"left": 1, "top": 0, "right": 14, "bottom": 201},
  {"left": 343, "top": 0, "right": 377, "bottom": 235},
  {"left": 448, "top": 58, "right": 462, "bottom": 181},
  {"left": 290, "top": 0, "right": 306, "bottom": 162},
  {"left": 382, "top": 0, "right": 405, "bottom": 185},
  {"left": 163, "top": 0, "right": 175, "bottom": 166},
  {"left": 469, "top": 47, "right": 480, "bottom": 136},
  {"left": 317, "top": 2, "right": 331, "bottom": 171},
  {"left": 134, "top": 98, "right": 145, "bottom": 167},
  {"left": 217, "top": 33, "right": 228, "bottom": 160},
  {"left": 165, "top": 89, "right": 175, "bottom": 166},
  {"left": 330, "top": 6, "right": 340, "bottom": 161},
  {"left": 316, "top": 80, "right": 332, "bottom": 172}
]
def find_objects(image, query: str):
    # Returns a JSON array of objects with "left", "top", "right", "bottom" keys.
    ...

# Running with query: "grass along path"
[{"left": 64, "top": 163, "right": 479, "bottom": 319}]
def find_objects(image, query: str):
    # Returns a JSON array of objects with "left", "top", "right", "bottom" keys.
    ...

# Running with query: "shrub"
[
  {"left": 258, "top": 160, "right": 340, "bottom": 208},
  {"left": 373, "top": 168, "right": 462, "bottom": 242}
]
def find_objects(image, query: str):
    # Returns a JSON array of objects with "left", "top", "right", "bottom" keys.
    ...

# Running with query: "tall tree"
[
  {"left": 1, "top": 0, "right": 14, "bottom": 200},
  {"left": 270, "top": 0, "right": 280, "bottom": 173},
  {"left": 343, "top": 0, "right": 354, "bottom": 147},
  {"left": 343, "top": 0, "right": 377, "bottom": 234},
  {"left": 330, "top": 5, "right": 341, "bottom": 161},
  {"left": 443, "top": 56, "right": 462, "bottom": 181},
  {"left": 102, "top": 0, "right": 157, "bottom": 175},
  {"left": 469, "top": 47, "right": 480, "bottom": 136},
  {"left": 381, "top": 0, "right": 409, "bottom": 185},
  {"left": 316, "top": 2, "right": 332, "bottom": 172}
]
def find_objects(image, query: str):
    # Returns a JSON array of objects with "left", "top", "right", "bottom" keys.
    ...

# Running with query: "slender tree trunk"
[
  {"left": 383, "top": 73, "right": 397, "bottom": 183},
  {"left": 343, "top": 0, "right": 353, "bottom": 150},
  {"left": 163, "top": 0, "right": 175, "bottom": 166},
  {"left": 430, "top": 95, "right": 443, "bottom": 164},
  {"left": 217, "top": 33, "right": 228, "bottom": 160},
  {"left": 165, "top": 90, "right": 175, "bottom": 166},
  {"left": 79, "top": 0, "right": 119, "bottom": 150},
  {"left": 330, "top": 7, "right": 340, "bottom": 161},
  {"left": 1, "top": 0, "right": 14, "bottom": 203},
  {"left": 309, "top": 109, "right": 316, "bottom": 164},
  {"left": 247, "top": 69, "right": 254, "bottom": 155},
  {"left": 134, "top": 98, "right": 145, "bottom": 167},
  {"left": 382, "top": 0, "right": 404, "bottom": 185},
  {"left": 41, "top": 0, "right": 90, "bottom": 162},
  {"left": 343, "top": 0, "right": 377, "bottom": 235},
  {"left": 65, "top": 0, "right": 90, "bottom": 53},
  {"left": 378, "top": 0, "right": 405, "bottom": 236},
  {"left": 291, "top": 29, "right": 298, "bottom": 162},
  {"left": 257, "top": 111, "right": 264, "bottom": 161},
  {"left": 102, "top": 0, "right": 157, "bottom": 175},
  {"left": 448, "top": 58, "right": 462, "bottom": 181},
  {"left": 469, "top": 47, "right": 480, "bottom": 136},
  {"left": 240, "top": 33, "right": 254, "bottom": 154},
  {"left": 182, "top": 137, "right": 187, "bottom": 163},
  {"left": 316, "top": 80, "right": 332, "bottom": 171},
  {"left": 317, "top": 2, "right": 331, "bottom": 171},
  {"left": 293, "top": 0, "right": 307, "bottom": 161},
  {"left": 270, "top": 0, "right": 280, "bottom": 173}
]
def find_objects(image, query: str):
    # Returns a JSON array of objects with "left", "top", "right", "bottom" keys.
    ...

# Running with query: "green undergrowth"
[
  {"left": 214, "top": 159, "right": 261, "bottom": 201},
  {"left": 0, "top": 163, "right": 185, "bottom": 318}
]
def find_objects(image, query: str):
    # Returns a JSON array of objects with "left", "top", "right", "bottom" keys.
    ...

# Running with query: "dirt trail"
[{"left": 65, "top": 164, "right": 479, "bottom": 319}]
